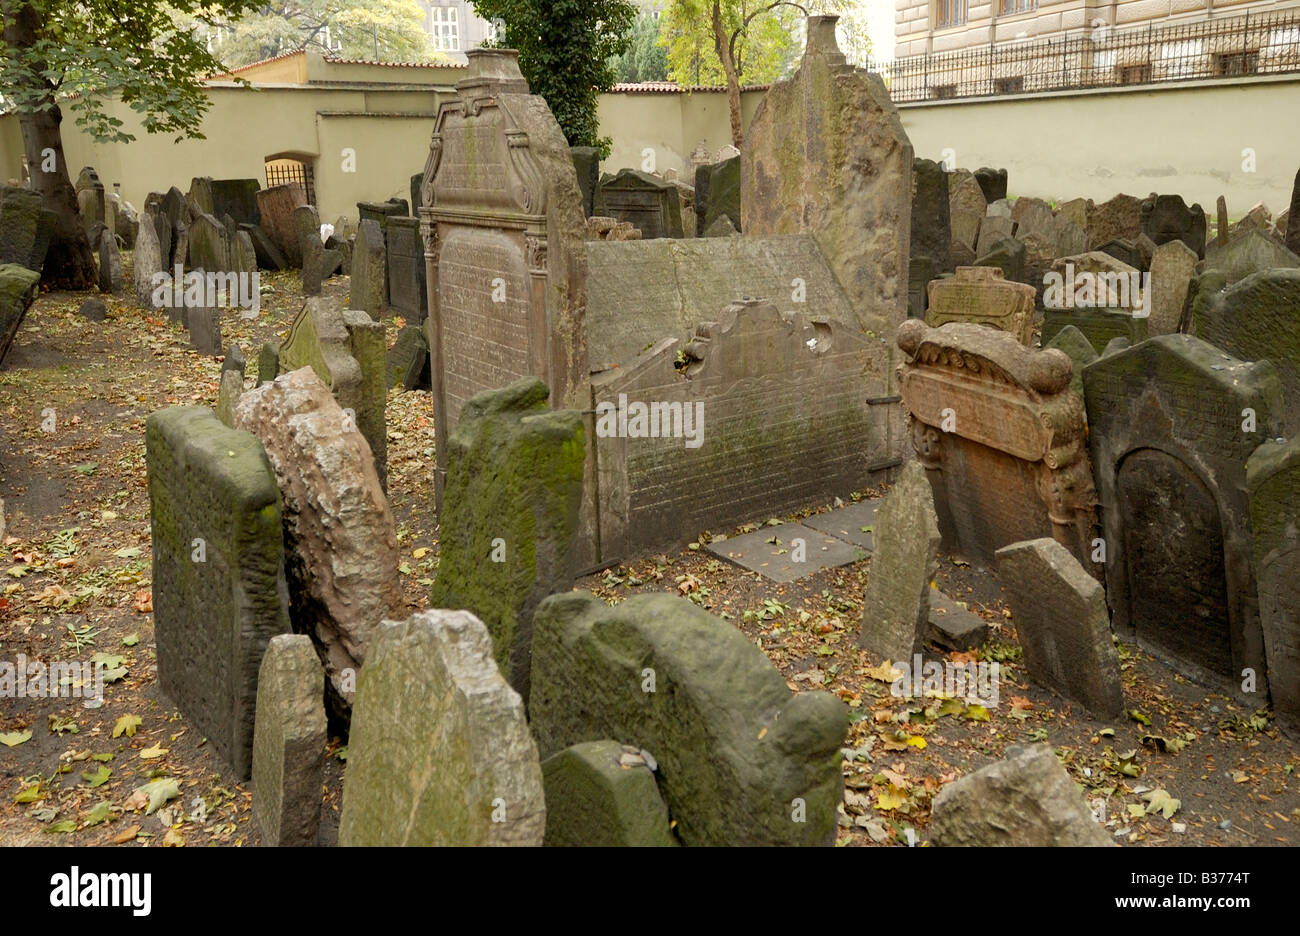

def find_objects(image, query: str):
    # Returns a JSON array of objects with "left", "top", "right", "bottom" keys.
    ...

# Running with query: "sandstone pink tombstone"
[{"left": 925, "top": 266, "right": 1035, "bottom": 345}]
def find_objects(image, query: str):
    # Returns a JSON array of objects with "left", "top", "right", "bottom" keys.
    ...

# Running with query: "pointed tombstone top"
[
  {"left": 457, "top": 47, "right": 530, "bottom": 95},
  {"left": 804, "top": 15, "right": 847, "bottom": 65}
]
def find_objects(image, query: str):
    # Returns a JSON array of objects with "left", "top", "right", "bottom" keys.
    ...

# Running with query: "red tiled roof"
[
  {"left": 322, "top": 55, "right": 466, "bottom": 69},
  {"left": 610, "top": 81, "right": 771, "bottom": 93}
]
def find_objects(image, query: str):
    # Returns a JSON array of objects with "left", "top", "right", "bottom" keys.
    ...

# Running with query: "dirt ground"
[{"left": 1, "top": 257, "right": 1297, "bottom": 847}]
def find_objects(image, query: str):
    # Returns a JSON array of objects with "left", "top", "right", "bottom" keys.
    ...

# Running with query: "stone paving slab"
[
  {"left": 706, "top": 522, "right": 867, "bottom": 583},
  {"left": 802, "top": 500, "right": 880, "bottom": 551}
]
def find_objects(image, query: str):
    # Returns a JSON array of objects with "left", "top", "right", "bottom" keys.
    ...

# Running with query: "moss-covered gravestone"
[
  {"left": 338, "top": 610, "right": 545, "bottom": 846},
  {"left": 1248, "top": 437, "right": 1300, "bottom": 737},
  {"left": 0, "top": 264, "right": 41, "bottom": 367},
  {"left": 541, "top": 741, "right": 676, "bottom": 847},
  {"left": 431, "top": 377, "right": 585, "bottom": 704},
  {"left": 146, "top": 406, "right": 289, "bottom": 779},
  {"left": 1044, "top": 325, "right": 1098, "bottom": 399},
  {"left": 530, "top": 591, "right": 848, "bottom": 846}
]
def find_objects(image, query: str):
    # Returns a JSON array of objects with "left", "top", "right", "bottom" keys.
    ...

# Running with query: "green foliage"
[
  {"left": 472, "top": 0, "right": 636, "bottom": 158},
  {"left": 612, "top": 11, "right": 668, "bottom": 83},
  {"left": 0, "top": 0, "right": 264, "bottom": 144},
  {"left": 205, "top": 0, "right": 436, "bottom": 69}
]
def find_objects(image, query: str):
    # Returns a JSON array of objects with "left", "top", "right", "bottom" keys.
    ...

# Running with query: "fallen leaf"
[
  {"left": 0, "top": 729, "right": 32, "bottom": 747},
  {"left": 132, "top": 590, "right": 152, "bottom": 613},
  {"left": 139, "top": 744, "right": 168, "bottom": 760},
  {"left": 114, "top": 824, "right": 140, "bottom": 844},
  {"left": 112, "top": 714, "right": 142, "bottom": 738},
  {"left": 82, "top": 801, "right": 112, "bottom": 827}
]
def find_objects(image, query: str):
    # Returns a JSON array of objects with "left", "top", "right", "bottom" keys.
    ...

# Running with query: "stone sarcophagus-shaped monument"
[
  {"left": 897, "top": 319, "right": 1097, "bottom": 570},
  {"left": 1083, "top": 335, "right": 1282, "bottom": 700}
]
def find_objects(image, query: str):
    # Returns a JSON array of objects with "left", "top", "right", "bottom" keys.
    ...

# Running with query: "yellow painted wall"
[{"left": 598, "top": 89, "right": 766, "bottom": 175}]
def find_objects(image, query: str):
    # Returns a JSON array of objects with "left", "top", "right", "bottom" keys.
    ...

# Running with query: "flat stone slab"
[
  {"left": 802, "top": 500, "right": 880, "bottom": 551},
  {"left": 925, "top": 591, "right": 988, "bottom": 651},
  {"left": 706, "top": 522, "right": 866, "bottom": 583}
]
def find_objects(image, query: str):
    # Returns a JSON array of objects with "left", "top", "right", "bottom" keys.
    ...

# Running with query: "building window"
[
  {"left": 1117, "top": 63, "right": 1152, "bottom": 85},
  {"left": 930, "top": 83, "right": 958, "bottom": 99},
  {"left": 432, "top": 7, "right": 460, "bottom": 51},
  {"left": 936, "top": 0, "right": 966, "bottom": 28},
  {"left": 994, "top": 76, "right": 1024, "bottom": 93},
  {"left": 999, "top": 0, "right": 1037, "bottom": 13},
  {"left": 265, "top": 156, "right": 316, "bottom": 206},
  {"left": 1213, "top": 50, "right": 1259, "bottom": 76}
]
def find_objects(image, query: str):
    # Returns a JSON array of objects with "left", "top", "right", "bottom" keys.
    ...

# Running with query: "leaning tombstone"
[
  {"left": 97, "top": 229, "right": 123, "bottom": 294},
  {"left": 295, "top": 205, "right": 324, "bottom": 296},
  {"left": 255, "top": 183, "right": 306, "bottom": 267},
  {"left": 349, "top": 218, "right": 386, "bottom": 319}
]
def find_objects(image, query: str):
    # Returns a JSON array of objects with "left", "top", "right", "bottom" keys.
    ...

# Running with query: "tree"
[
  {"left": 211, "top": 0, "right": 436, "bottom": 69},
  {"left": 0, "top": 0, "right": 262, "bottom": 289},
  {"left": 660, "top": 0, "right": 857, "bottom": 148},
  {"left": 612, "top": 12, "right": 668, "bottom": 84},
  {"left": 472, "top": 0, "right": 636, "bottom": 158}
]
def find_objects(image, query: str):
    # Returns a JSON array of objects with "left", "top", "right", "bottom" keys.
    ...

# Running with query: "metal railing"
[{"left": 872, "top": 10, "right": 1300, "bottom": 102}]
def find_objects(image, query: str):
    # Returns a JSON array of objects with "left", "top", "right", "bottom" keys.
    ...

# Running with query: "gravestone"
[
  {"left": 908, "top": 256, "right": 932, "bottom": 318},
  {"left": 973, "top": 166, "right": 1007, "bottom": 203},
  {"left": 409, "top": 172, "right": 424, "bottom": 217},
  {"left": 97, "top": 229, "right": 123, "bottom": 294},
  {"left": 1057, "top": 197, "right": 1088, "bottom": 231},
  {"left": 349, "top": 218, "right": 386, "bottom": 319},
  {"left": 77, "top": 297, "right": 107, "bottom": 322},
  {"left": 151, "top": 209, "right": 173, "bottom": 272},
  {"left": 856, "top": 461, "right": 940, "bottom": 661},
  {"left": 975, "top": 214, "right": 1015, "bottom": 258},
  {"left": 0, "top": 185, "right": 55, "bottom": 273},
  {"left": 570, "top": 146, "right": 599, "bottom": 218},
  {"left": 1141, "top": 193, "right": 1206, "bottom": 259},
  {"left": 215, "top": 367, "right": 243, "bottom": 427},
  {"left": 541, "top": 741, "right": 676, "bottom": 847},
  {"left": 1097, "top": 238, "right": 1142, "bottom": 271},
  {"left": 911, "top": 158, "right": 951, "bottom": 274},
  {"left": 898, "top": 319, "right": 1098, "bottom": 568},
  {"left": 275, "top": 297, "right": 388, "bottom": 489},
  {"left": 1230, "top": 202, "right": 1273, "bottom": 238},
  {"left": 1147, "top": 238, "right": 1197, "bottom": 336},
  {"left": 1043, "top": 324, "right": 1097, "bottom": 398},
  {"left": 996, "top": 538, "right": 1124, "bottom": 717},
  {"left": 930, "top": 744, "right": 1112, "bottom": 846},
  {"left": 243, "top": 223, "right": 288, "bottom": 271},
  {"left": 338, "top": 610, "right": 546, "bottom": 846},
  {"left": 76, "top": 170, "right": 105, "bottom": 234},
  {"left": 1287, "top": 167, "right": 1300, "bottom": 256},
  {"left": 1189, "top": 268, "right": 1300, "bottom": 435},
  {"left": 232, "top": 230, "right": 258, "bottom": 275},
  {"left": 1087, "top": 193, "right": 1143, "bottom": 249},
  {"left": 1041, "top": 307, "right": 1147, "bottom": 356},
  {"left": 385, "top": 324, "right": 431, "bottom": 390},
  {"left": 186, "top": 305, "right": 222, "bottom": 356},
  {"left": 0, "top": 264, "right": 41, "bottom": 366},
  {"left": 700, "top": 155, "right": 740, "bottom": 235},
  {"left": 431, "top": 377, "right": 584, "bottom": 704},
  {"left": 384, "top": 217, "right": 427, "bottom": 323},
  {"left": 188, "top": 212, "right": 231, "bottom": 273},
  {"left": 1216, "top": 194, "right": 1229, "bottom": 247},
  {"left": 234, "top": 368, "right": 400, "bottom": 721},
  {"left": 925, "top": 265, "right": 1035, "bottom": 344},
  {"left": 133, "top": 213, "right": 164, "bottom": 309},
  {"left": 357, "top": 199, "right": 407, "bottom": 234},
  {"left": 422, "top": 48, "right": 589, "bottom": 510},
  {"left": 973, "top": 237, "right": 1026, "bottom": 282},
  {"left": 146, "top": 406, "right": 289, "bottom": 779},
  {"left": 593, "top": 168, "right": 684, "bottom": 239},
  {"left": 742, "top": 13, "right": 910, "bottom": 422},
  {"left": 986, "top": 198, "right": 1012, "bottom": 218},
  {"left": 693, "top": 161, "right": 712, "bottom": 237},
  {"left": 295, "top": 205, "right": 324, "bottom": 296},
  {"left": 1247, "top": 437, "right": 1300, "bottom": 735},
  {"left": 209, "top": 179, "right": 262, "bottom": 226},
  {"left": 1202, "top": 230, "right": 1300, "bottom": 285},
  {"left": 255, "top": 183, "right": 306, "bottom": 267},
  {"left": 530, "top": 591, "right": 848, "bottom": 846},
  {"left": 1083, "top": 335, "right": 1281, "bottom": 698},
  {"left": 115, "top": 199, "right": 137, "bottom": 250},
  {"left": 948, "top": 169, "right": 986, "bottom": 266},
  {"left": 252, "top": 634, "right": 325, "bottom": 847}
]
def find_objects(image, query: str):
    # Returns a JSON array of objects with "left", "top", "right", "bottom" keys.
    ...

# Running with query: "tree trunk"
[
  {"left": 3, "top": 0, "right": 98, "bottom": 290},
  {"left": 711, "top": 2, "right": 744, "bottom": 149}
]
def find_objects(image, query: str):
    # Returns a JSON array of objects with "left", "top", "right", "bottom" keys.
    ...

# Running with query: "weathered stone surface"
[
  {"left": 77, "top": 297, "right": 107, "bottom": 322},
  {"left": 0, "top": 264, "right": 42, "bottom": 366},
  {"left": 996, "top": 538, "right": 1124, "bottom": 717},
  {"left": 252, "top": 634, "right": 325, "bottom": 846},
  {"left": 857, "top": 462, "right": 939, "bottom": 661},
  {"left": 276, "top": 298, "right": 387, "bottom": 487},
  {"left": 232, "top": 230, "right": 258, "bottom": 275},
  {"left": 908, "top": 255, "right": 932, "bottom": 319},
  {"left": 338, "top": 610, "right": 545, "bottom": 846},
  {"left": 1216, "top": 194, "right": 1230, "bottom": 246},
  {"left": 1287, "top": 168, "right": 1300, "bottom": 256},
  {"left": 188, "top": 212, "right": 231, "bottom": 272},
  {"left": 1041, "top": 306, "right": 1148, "bottom": 355},
  {"left": 568, "top": 146, "right": 598, "bottom": 219},
  {"left": 133, "top": 212, "right": 164, "bottom": 309},
  {"left": 208, "top": 179, "right": 262, "bottom": 226},
  {"left": 925, "top": 265, "right": 1034, "bottom": 344},
  {"left": 255, "top": 183, "right": 306, "bottom": 267},
  {"left": 541, "top": 740, "right": 676, "bottom": 846},
  {"left": 930, "top": 744, "right": 1112, "bottom": 846},
  {"left": 296, "top": 205, "right": 324, "bottom": 295},
  {"left": 700, "top": 155, "right": 740, "bottom": 235},
  {"left": 1096, "top": 237, "right": 1142, "bottom": 271},
  {"left": 349, "top": 218, "right": 386, "bottom": 319},
  {"left": 1148, "top": 238, "right": 1197, "bottom": 335},
  {"left": 357, "top": 198, "right": 406, "bottom": 233},
  {"left": 431, "top": 377, "right": 584, "bottom": 703},
  {"left": 1057, "top": 197, "right": 1088, "bottom": 231},
  {"left": 258, "top": 341, "right": 279, "bottom": 385},
  {"left": 1203, "top": 229, "right": 1300, "bottom": 285},
  {"left": 975, "top": 213, "right": 1014, "bottom": 258},
  {"left": 1142, "top": 193, "right": 1207, "bottom": 259},
  {"left": 215, "top": 368, "right": 243, "bottom": 427},
  {"left": 1043, "top": 324, "right": 1097, "bottom": 398},
  {"left": 1247, "top": 437, "right": 1300, "bottom": 736},
  {"left": 973, "top": 236, "right": 1025, "bottom": 282},
  {"left": 1230, "top": 201, "right": 1273, "bottom": 239},
  {"left": 911, "top": 158, "right": 951, "bottom": 273},
  {"left": 925, "top": 591, "right": 988, "bottom": 651},
  {"left": 985, "top": 197, "right": 1011, "bottom": 218},
  {"left": 243, "top": 223, "right": 287, "bottom": 271},
  {"left": 973, "top": 166, "right": 1007, "bottom": 203},
  {"left": 97, "top": 229, "right": 123, "bottom": 294},
  {"left": 1190, "top": 268, "right": 1300, "bottom": 435},
  {"left": 1083, "top": 335, "right": 1281, "bottom": 698},
  {"left": 742, "top": 14, "right": 911, "bottom": 349},
  {"left": 1087, "top": 193, "right": 1143, "bottom": 249},
  {"left": 1045, "top": 252, "right": 1142, "bottom": 312},
  {"left": 146, "top": 406, "right": 289, "bottom": 779},
  {"left": 384, "top": 216, "right": 427, "bottom": 323},
  {"left": 594, "top": 168, "right": 684, "bottom": 239},
  {"left": 531, "top": 591, "right": 847, "bottom": 846},
  {"left": 233, "top": 367, "right": 400, "bottom": 717},
  {"left": 899, "top": 319, "right": 1098, "bottom": 568},
  {"left": 0, "top": 185, "right": 54, "bottom": 273},
  {"left": 385, "top": 323, "right": 431, "bottom": 390},
  {"left": 186, "top": 305, "right": 222, "bottom": 356}
]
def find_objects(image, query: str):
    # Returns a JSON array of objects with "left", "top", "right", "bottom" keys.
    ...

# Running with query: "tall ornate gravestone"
[
  {"left": 1083, "top": 335, "right": 1282, "bottom": 699},
  {"left": 897, "top": 319, "right": 1097, "bottom": 569},
  {"left": 420, "top": 48, "right": 589, "bottom": 508}
]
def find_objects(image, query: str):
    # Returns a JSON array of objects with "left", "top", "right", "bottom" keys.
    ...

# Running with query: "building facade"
[{"left": 417, "top": 1, "right": 496, "bottom": 63}]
